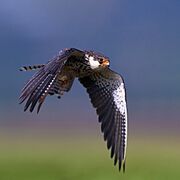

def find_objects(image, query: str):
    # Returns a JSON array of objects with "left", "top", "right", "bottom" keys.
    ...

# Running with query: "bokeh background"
[{"left": 0, "top": 0, "right": 180, "bottom": 179}]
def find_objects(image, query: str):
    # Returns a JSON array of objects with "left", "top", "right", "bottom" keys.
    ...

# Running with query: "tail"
[{"left": 19, "top": 64, "right": 45, "bottom": 71}]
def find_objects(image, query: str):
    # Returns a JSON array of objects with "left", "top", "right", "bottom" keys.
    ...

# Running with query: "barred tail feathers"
[{"left": 19, "top": 64, "right": 45, "bottom": 71}]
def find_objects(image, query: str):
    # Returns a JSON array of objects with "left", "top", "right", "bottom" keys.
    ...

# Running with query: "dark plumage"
[{"left": 19, "top": 48, "right": 128, "bottom": 172}]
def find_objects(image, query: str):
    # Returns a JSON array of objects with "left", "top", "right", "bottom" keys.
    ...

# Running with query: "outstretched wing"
[
  {"left": 79, "top": 68, "right": 128, "bottom": 171},
  {"left": 19, "top": 48, "right": 84, "bottom": 113}
]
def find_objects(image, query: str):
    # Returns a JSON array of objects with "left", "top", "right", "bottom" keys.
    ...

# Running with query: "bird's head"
[{"left": 84, "top": 51, "right": 110, "bottom": 70}]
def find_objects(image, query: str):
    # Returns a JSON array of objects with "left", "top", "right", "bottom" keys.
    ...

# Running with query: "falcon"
[{"left": 19, "top": 48, "right": 128, "bottom": 172}]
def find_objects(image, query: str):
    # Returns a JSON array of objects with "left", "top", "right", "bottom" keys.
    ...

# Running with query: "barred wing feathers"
[
  {"left": 79, "top": 69, "right": 128, "bottom": 171},
  {"left": 19, "top": 48, "right": 84, "bottom": 113}
]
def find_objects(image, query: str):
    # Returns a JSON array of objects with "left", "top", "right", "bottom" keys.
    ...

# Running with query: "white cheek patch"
[{"left": 86, "top": 55, "right": 100, "bottom": 69}]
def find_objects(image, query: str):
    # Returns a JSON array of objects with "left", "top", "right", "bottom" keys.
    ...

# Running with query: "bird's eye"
[{"left": 99, "top": 58, "right": 103, "bottom": 63}]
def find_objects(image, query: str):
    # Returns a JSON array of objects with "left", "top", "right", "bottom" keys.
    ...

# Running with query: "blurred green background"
[
  {"left": 0, "top": 124, "right": 179, "bottom": 180},
  {"left": 0, "top": 0, "right": 180, "bottom": 179}
]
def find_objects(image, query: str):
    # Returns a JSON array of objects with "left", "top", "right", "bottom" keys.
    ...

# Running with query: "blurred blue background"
[
  {"left": 0, "top": 0, "right": 180, "bottom": 179},
  {"left": 0, "top": 0, "right": 179, "bottom": 136}
]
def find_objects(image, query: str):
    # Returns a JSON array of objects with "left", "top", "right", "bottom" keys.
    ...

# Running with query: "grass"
[{"left": 0, "top": 133, "right": 179, "bottom": 180}]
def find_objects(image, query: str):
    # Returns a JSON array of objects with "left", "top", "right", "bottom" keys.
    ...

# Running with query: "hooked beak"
[{"left": 100, "top": 58, "right": 110, "bottom": 67}]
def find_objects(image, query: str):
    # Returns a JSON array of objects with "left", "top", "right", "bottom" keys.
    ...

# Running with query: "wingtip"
[
  {"left": 116, "top": 161, "right": 126, "bottom": 173},
  {"left": 123, "top": 161, "right": 126, "bottom": 173},
  {"left": 113, "top": 156, "right": 126, "bottom": 172},
  {"left": 19, "top": 99, "right": 23, "bottom": 105},
  {"left": 23, "top": 107, "right": 28, "bottom": 112},
  {"left": 118, "top": 160, "right": 122, "bottom": 172},
  {"left": 19, "top": 95, "right": 25, "bottom": 104},
  {"left": 37, "top": 102, "right": 42, "bottom": 114}
]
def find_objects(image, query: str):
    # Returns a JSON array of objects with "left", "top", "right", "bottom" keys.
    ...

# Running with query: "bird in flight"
[{"left": 19, "top": 48, "right": 128, "bottom": 172}]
